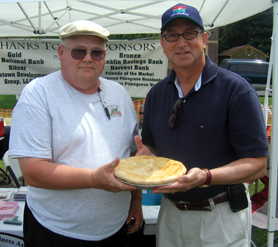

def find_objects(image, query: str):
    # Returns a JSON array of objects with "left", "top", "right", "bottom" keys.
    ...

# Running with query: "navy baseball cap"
[{"left": 161, "top": 3, "right": 204, "bottom": 31}]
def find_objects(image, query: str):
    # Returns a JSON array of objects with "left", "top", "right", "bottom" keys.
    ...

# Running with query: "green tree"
[
  {"left": 109, "top": 33, "right": 159, "bottom": 40},
  {"left": 219, "top": 8, "right": 273, "bottom": 56}
]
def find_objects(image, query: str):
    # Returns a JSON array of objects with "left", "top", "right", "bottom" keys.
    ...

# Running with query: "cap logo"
[
  {"left": 171, "top": 5, "right": 188, "bottom": 18},
  {"left": 173, "top": 5, "right": 185, "bottom": 14}
]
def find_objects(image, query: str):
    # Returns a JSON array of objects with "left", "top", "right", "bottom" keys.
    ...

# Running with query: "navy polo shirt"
[{"left": 142, "top": 55, "right": 269, "bottom": 203}]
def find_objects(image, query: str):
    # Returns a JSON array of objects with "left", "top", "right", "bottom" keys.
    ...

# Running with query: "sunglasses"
[
  {"left": 168, "top": 98, "right": 183, "bottom": 129},
  {"left": 139, "top": 112, "right": 144, "bottom": 115},
  {"left": 62, "top": 45, "right": 106, "bottom": 61}
]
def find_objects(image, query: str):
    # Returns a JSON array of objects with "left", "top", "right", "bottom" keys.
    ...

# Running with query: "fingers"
[
  {"left": 97, "top": 157, "right": 137, "bottom": 192},
  {"left": 127, "top": 218, "right": 141, "bottom": 234},
  {"left": 107, "top": 157, "right": 120, "bottom": 172},
  {"left": 152, "top": 169, "right": 202, "bottom": 193},
  {"left": 134, "top": 135, "right": 155, "bottom": 156},
  {"left": 134, "top": 135, "right": 143, "bottom": 150},
  {"left": 126, "top": 216, "right": 133, "bottom": 226}
]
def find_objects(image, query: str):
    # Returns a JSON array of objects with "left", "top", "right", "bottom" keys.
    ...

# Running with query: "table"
[
  {"left": 0, "top": 189, "right": 159, "bottom": 246},
  {"left": 0, "top": 188, "right": 24, "bottom": 247}
]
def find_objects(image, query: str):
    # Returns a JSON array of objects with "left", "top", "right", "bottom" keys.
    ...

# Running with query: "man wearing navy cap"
[
  {"left": 137, "top": 3, "right": 269, "bottom": 246},
  {"left": 9, "top": 20, "right": 142, "bottom": 246}
]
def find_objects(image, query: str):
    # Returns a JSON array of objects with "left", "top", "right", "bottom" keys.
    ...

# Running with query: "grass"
[
  {"left": 0, "top": 94, "right": 275, "bottom": 246},
  {"left": 249, "top": 180, "right": 278, "bottom": 246},
  {"left": 259, "top": 96, "right": 272, "bottom": 106},
  {"left": 0, "top": 95, "right": 17, "bottom": 110},
  {"left": 0, "top": 95, "right": 272, "bottom": 112}
]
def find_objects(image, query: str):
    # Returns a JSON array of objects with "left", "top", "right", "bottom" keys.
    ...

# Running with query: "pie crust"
[{"left": 114, "top": 156, "right": 186, "bottom": 185}]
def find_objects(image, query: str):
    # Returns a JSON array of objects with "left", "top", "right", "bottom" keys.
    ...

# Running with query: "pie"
[{"left": 114, "top": 156, "right": 186, "bottom": 186}]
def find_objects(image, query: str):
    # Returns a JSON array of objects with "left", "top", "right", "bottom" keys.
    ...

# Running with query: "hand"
[
  {"left": 134, "top": 135, "right": 155, "bottom": 156},
  {"left": 93, "top": 157, "right": 137, "bottom": 192},
  {"left": 126, "top": 194, "right": 143, "bottom": 234},
  {"left": 152, "top": 168, "right": 205, "bottom": 194}
]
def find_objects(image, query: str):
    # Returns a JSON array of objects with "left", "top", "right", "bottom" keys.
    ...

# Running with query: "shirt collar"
[
  {"left": 174, "top": 73, "right": 202, "bottom": 98},
  {"left": 167, "top": 55, "right": 218, "bottom": 87}
]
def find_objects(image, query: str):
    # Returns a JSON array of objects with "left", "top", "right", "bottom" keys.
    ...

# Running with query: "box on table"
[
  {"left": 142, "top": 205, "right": 160, "bottom": 235},
  {"left": 142, "top": 190, "right": 162, "bottom": 206}
]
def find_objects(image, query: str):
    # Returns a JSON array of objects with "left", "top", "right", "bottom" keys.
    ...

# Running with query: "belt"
[{"left": 170, "top": 195, "right": 229, "bottom": 211}]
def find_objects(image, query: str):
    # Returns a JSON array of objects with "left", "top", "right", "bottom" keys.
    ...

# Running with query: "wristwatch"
[{"left": 199, "top": 168, "right": 212, "bottom": 188}]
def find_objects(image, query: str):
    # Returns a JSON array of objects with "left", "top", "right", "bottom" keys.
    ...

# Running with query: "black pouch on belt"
[{"left": 227, "top": 183, "right": 248, "bottom": 212}]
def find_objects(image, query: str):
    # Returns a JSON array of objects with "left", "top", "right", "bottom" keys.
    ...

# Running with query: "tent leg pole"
[{"left": 268, "top": 1, "right": 278, "bottom": 247}]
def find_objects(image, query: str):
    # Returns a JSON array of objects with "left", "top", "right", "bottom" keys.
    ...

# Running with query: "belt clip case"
[{"left": 227, "top": 183, "right": 248, "bottom": 212}]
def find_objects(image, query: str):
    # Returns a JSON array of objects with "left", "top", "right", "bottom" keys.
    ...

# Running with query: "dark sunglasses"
[
  {"left": 62, "top": 45, "right": 106, "bottom": 61},
  {"left": 168, "top": 98, "right": 183, "bottom": 129},
  {"left": 139, "top": 112, "right": 144, "bottom": 115}
]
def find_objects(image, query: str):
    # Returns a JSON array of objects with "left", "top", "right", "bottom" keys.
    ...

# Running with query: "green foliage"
[
  {"left": 109, "top": 33, "right": 160, "bottom": 40},
  {"left": 259, "top": 96, "right": 272, "bottom": 106},
  {"left": 0, "top": 95, "right": 17, "bottom": 110},
  {"left": 252, "top": 226, "right": 278, "bottom": 246},
  {"left": 132, "top": 97, "right": 145, "bottom": 101},
  {"left": 219, "top": 8, "right": 273, "bottom": 56}
]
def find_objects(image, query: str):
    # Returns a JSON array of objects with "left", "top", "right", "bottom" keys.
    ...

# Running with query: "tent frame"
[{"left": 266, "top": 0, "right": 278, "bottom": 246}]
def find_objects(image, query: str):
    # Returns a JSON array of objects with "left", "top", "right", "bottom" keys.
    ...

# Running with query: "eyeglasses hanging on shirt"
[
  {"left": 98, "top": 87, "right": 110, "bottom": 120},
  {"left": 168, "top": 97, "right": 185, "bottom": 129}
]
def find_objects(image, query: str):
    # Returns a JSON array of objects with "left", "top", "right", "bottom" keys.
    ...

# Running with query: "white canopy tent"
[
  {"left": 0, "top": 0, "right": 272, "bottom": 36},
  {"left": 0, "top": 0, "right": 276, "bottom": 246}
]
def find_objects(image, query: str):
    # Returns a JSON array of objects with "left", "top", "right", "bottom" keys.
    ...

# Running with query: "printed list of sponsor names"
[
  {"left": 103, "top": 52, "right": 165, "bottom": 88},
  {"left": 1, "top": 52, "right": 48, "bottom": 86}
]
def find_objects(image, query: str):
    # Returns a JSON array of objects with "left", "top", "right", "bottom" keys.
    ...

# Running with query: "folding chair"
[{"left": 3, "top": 150, "right": 24, "bottom": 188}]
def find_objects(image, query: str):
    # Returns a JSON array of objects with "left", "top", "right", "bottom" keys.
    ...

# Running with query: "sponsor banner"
[
  {"left": 0, "top": 39, "right": 167, "bottom": 97},
  {"left": 0, "top": 233, "right": 23, "bottom": 247},
  {"left": 102, "top": 40, "right": 167, "bottom": 97},
  {"left": 0, "top": 39, "right": 59, "bottom": 95}
]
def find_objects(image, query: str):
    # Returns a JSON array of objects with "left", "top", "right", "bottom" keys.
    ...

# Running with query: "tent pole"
[
  {"left": 17, "top": 2, "right": 37, "bottom": 31},
  {"left": 267, "top": 1, "right": 278, "bottom": 247},
  {"left": 263, "top": 37, "right": 273, "bottom": 126},
  {"left": 38, "top": 1, "right": 41, "bottom": 32}
]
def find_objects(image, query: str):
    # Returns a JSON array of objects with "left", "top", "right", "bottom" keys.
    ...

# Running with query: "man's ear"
[
  {"left": 202, "top": 32, "right": 209, "bottom": 50},
  {"left": 57, "top": 44, "right": 64, "bottom": 61},
  {"left": 160, "top": 38, "right": 165, "bottom": 54}
]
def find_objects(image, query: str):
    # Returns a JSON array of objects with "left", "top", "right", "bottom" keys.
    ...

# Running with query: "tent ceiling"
[{"left": 0, "top": 0, "right": 273, "bottom": 37}]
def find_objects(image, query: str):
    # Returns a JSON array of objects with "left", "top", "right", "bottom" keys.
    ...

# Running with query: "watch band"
[{"left": 199, "top": 168, "right": 212, "bottom": 188}]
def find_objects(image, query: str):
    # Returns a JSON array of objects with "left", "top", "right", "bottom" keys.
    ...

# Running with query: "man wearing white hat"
[{"left": 9, "top": 20, "right": 142, "bottom": 247}]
